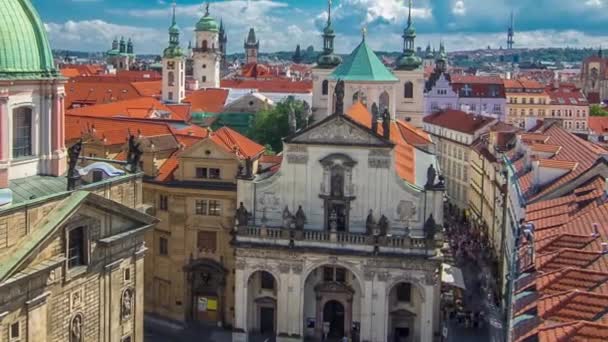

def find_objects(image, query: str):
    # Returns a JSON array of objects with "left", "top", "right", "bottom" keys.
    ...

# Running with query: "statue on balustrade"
[
  {"left": 366, "top": 209, "right": 376, "bottom": 235},
  {"left": 425, "top": 164, "right": 437, "bottom": 189},
  {"left": 67, "top": 139, "right": 82, "bottom": 191},
  {"left": 236, "top": 202, "right": 250, "bottom": 227},
  {"left": 331, "top": 169, "right": 344, "bottom": 197},
  {"left": 283, "top": 206, "right": 294, "bottom": 228},
  {"left": 295, "top": 205, "right": 306, "bottom": 230},
  {"left": 334, "top": 79, "right": 345, "bottom": 115},
  {"left": 126, "top": 134, "right": 143, "bottom": 173},
  {"left": 424, "top": 214, "right": 437, "bottom": 240},
  {"left": 378, "top": 215, "right": 389, "bottom": 236},
  {"left": 329, "top": 209, "right": 338, "bottom": 231}
]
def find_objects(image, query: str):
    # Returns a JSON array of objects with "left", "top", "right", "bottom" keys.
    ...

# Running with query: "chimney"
[
  {"left": 592, "top": 223, "right": 600, "bottom": 237},
  {"left": 602, "top": 242, "right": 608, "bottom": 254}
]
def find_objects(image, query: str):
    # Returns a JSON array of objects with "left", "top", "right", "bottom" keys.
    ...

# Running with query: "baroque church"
[
  {"left": 312, "top": 0, "right": 425, "bottom": 127},
  {"left": 230, "top": 3, "right": 444, "bottom": 341}
]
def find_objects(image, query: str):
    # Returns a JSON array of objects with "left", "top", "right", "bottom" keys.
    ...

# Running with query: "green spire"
[
  {"left": 164, "top": 1, "right": 184, "bottom": 58},
  {"left": 317, "top": 0, "right": 341, "bottom": 68},
  {"left": 396, "top": 0, "right": 422, "bottom": 70}
]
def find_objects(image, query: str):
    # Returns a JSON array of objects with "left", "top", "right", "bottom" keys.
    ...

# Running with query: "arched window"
[
  {"left": 379, "top": 91, "right": 390, "bottom": 113},
  {"left": 322, "top": 80, "right": 329, "bottom": 95},
  {"left": 12, "top": 107, "right": 33, "bottom": 158},
  {"left": 202, "top": 40, "right": 208, "bottom": 51},
  {"left": 202, "top": 76, "right": 207, "bottom": 83},
  {"left": 404, "top": 81, "right": 413, "bottom": 98},
  {"left": 352, "top": 91, "right": 367, "bottom": 106},
  {"left": 168, "top": 71, "right": 175, "bottom": 86}
]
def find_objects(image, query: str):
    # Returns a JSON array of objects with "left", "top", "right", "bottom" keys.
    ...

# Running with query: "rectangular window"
[
  {"left": 208, "top": 200, "right": 221, "bottom": 216},
  {"left": 10, "top": 322, "right": 20, "bottom": 340},
  {"left": 12, "top": 107, "right": 33, "bottom": 158},
  {"left": 195, "top": 167, "right": 208, "bottom": 179},
  {"left": 396, "top": 283, "right": 412, "bottom": 302},
  {"left": 261, "top": 272, "right": 275, "bottom": 290},
  {"left": 68, "top": 227, "right": 86, "bottom": 269},
  {"left": 335, "top": 268, "right": 346, "bottom": 283},
  {"left": 124, "top": 268, "right": 131, "bottom": 282},
  {"left": 195, "top": 200, "right": 207, "bottom": 215},
  {"left": 159, "top": 195, "right": 168, "bottom": 211},
  {"left": 92, "top": 170, "right": 104, "bottom": 183},
  {"left": 197, "top": 231, "right": 217, "bottom": 252},
  {"left": 159, "top": 236, "right": 168, "bottom": 256},
  {"left": 323, "top": 267, "right": 334, "bottom": 282},
  {"left": 209, "top": 168, "right": 221, "bottom": 179}
]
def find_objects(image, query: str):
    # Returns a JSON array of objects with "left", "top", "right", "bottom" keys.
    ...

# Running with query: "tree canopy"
[
  {"left": 248, "top": 96, "right": 312, "bottom": 153},
  {"left": 590, "top": 104, "right": 608, "bottom": 117}
]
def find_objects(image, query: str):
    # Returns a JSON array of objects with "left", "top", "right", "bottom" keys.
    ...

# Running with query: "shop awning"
[{"left": 441, "top": 263, "right": 466, "bottom": 290}]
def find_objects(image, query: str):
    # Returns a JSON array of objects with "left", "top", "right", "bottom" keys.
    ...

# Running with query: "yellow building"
[{"left": 505, "top": 79, "right": 551, "bottom": 129}]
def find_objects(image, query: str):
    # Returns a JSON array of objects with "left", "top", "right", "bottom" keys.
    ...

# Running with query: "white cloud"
[
  {"left": 452, "top": 1, "right": 466, "bottom": 16},
  {"left": 585, "top": 0, "right": 603, "bottom": 7}
]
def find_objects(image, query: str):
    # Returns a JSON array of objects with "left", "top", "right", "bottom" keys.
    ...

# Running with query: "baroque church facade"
[
  {"left": 231, "top": 75, "right": 444, "bottom": 342},
  {"left": 312, "top": 0, "right": 425, "bottom": 127}
]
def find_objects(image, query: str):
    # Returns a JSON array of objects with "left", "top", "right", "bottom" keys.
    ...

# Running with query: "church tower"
[
  {"left": 244, "top": 28, "right": 259, "bottom": 65},
  {"left": 192, "top": 3, "right": 220, "bottom": 89},
  {"left": 311, "top": 0, "right": 342, "bottom": 120},
  {"left": 393, "top": 0, "right": 425, "bottom": 126},
  {"left": 507, "top": 11, "right": 514, "bottom": 50},
  {"left": 162, "top": 2, "right": 185, "bottom": 103},
  {"left": 219, "top": 19, "right": 228, "bottom": 71}
]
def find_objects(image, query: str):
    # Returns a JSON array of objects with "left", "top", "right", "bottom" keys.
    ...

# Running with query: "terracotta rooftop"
[
  {"left": 589, "top": 116, "right": 608, "bottom": 134},
  {"left": 536, "top": 321, "right": 608, "bottom": 342},
  {"left": 347, "top": 102, "right": 432, "bottom": 184},
  {"left": 210, "top": 126, "right": 265, "bottom": 160},
  {"left": 65, "top": 78, "right": 161, "bottom": 108},
  {"left": 537, "top": 159, "right": 578, "bottom": 171},
  {"left": 423, "top": 109, "right": 495, "bottom": 135},
  {"left": 220, "top": 79, "right": 312, "bottom": 94},
  {"left": 67, "top": 97, "right": 186, "bottom": 121},
  {"left": 183, "top": 88, "right": 229, "bottom": 113},
  {"left": 537, "top": 290, "right": 608, "bottom": 323},
  {"left": 535, "top": 267, "right": 608, "bottom": 296}
]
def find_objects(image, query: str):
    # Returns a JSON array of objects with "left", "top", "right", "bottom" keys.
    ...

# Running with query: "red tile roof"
[
  {"left": 450, "top": 75, "right": 506, "bottom": 98},
  {"left": 537, "top": 290, "right": 608, "bottom": 323},
  {"left": 155, "top": 153, "right": 179, "bottom": 182},
  {"left": 347, "top": 102, "right": 432, "bottom": 183},
  {"left": 537, "top": 321, "right": 608, "bottom": 342},
  {"left": 221, "top": 79, "right": 312, "bottom": 93},
  {"left": 65, "top": 77, "right": 161, "bottom": 108},
  {"left": 423, "top": 109, "right": 495, "bottom": 135},
  {"left": 67, "top": 97, "right": 186, "bottom": 120},
  {"left": 241, "top": 63, "right": 272, "bottom": 78},
  {"left": 183, "top": 88, "right": 229, "bottom": 113},
  {"left": 548, "top": 87, "right": 589, "bottom": 107},
  {"left": 210, "top": 127, "right": 265, "bottom": 160},
  {"left": 589, "top": 116, "right": 608, "bottom": 134}
]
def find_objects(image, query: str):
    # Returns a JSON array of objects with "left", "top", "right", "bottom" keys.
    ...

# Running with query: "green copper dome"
[
  {"left": 0, "top": 0, "right": 58, "bottom": 79},
  {"left": 396, "top": 54, "right": 422, "bottom": 71},
  {"left": 196, "top": 12, "right": 219, "bottom": 32}
]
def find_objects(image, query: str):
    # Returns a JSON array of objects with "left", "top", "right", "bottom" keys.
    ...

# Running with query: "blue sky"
[{"left": 34, "top": 0, "right": 608, "bottom": 54}]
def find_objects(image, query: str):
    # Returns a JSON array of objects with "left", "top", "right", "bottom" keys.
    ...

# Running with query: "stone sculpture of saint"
[
  {"left": 295, "top": 205, "right": 306, "bottom": 230},
  {"left": 70, "top": 315, "right": 82, "bottom": 342},
  {"left": 122, "top": 289, "right": 133, "bottom": 320},
  {"left": 426, "top": 164, "right": 437, "bottom": 189},
  {"left": 334, "top": 79, "right": 345, "bottom": 115},
  {"left": 366, "top": 209, "right": 376, "bottom": 235},
  {"left": 282, "top": 206, "right": 293, "bottom": 228},
  {"left": 236, "top": 202, "right": 250, "bottom": 227}
]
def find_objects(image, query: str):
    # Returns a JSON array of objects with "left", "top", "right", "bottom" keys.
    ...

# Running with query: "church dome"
[
  {"left": 196, "top": 13, "right": 219, "bottom": 32},
  {"left": 0, "top": 0, "right": 57, "bottom": 79},
  {"left": 396, "top": 54, "right": 422, "bottom": 71}
]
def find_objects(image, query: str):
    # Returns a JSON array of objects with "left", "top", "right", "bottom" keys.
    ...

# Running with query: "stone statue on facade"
[
  {"left": 424, "top": 214, "right": 437, "bottom": 240},
  {"left": 67, "top": 139, "right": 83, "bottom": 191},
  {"left": 425, "top": 164, "right": 437, "bottom": 189},
  {"left": 378, "top": 215, "right": 389, "bottom": 236},
  {"left": 121, "top": 289, "right": 133, "bottom": 320},
  {"left": 371, "top": 103, "right": 379, "bottom": 133},
  {"left": 126, "top": 134, "right": 143, "bottom": 173},
  {"left": 245, "top": 157, "right": 253, "bottom": 178},
  {"left": 70, "top": 315, "right": 82, "bottom": 342},
  {"left": 334, "top": 79, "right": 345, "bottom": 115},
  {"left": 329, "top": 209, "right": 338, "bottom": 231},
  {"left": 282, "top": 206, "right": 294, "bottom": 228},
  {"left": 295, "top": 205, "right": 306, "bottom": 230},
  {"left": 438, "top": 175, "right": 445, "bottom": 188},
  {"left": 236, "top": 202, "right": 250, "bottom": 227},
  {"left": 331, "top": 170, "right": 344, "bottom": 197},
  {"left": 366, "top": 209, "right": 376, "bottom": 235},
  {"left": 381, "top": 109, "right": 390, "bottom": 138}
]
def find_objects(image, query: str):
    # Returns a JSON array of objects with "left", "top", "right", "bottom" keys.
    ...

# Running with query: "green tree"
[
  {"left": 248, "top": 96, "right": 311, "bottom": 153},
  {"left": 590, "top": 104, "right": 608, "bottom": 117}
]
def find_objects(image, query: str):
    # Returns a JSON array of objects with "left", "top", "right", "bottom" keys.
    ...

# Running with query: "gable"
[
  {"left": 287, "top": 114, "right": 393, "bottom": 147},
  {"left": 179, "top": 138, "right": 239, "bottom": 161}
]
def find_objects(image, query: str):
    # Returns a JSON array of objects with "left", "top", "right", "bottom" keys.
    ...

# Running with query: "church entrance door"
[
  {"left": 260, "top": 307, "right": 275, "bottom": 335},
  {"left": 323, "top": 300, "right": 345, "bottom": 339}
]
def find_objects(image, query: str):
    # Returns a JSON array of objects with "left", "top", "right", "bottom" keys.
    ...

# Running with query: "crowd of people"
[{"left": 441, "top": 205, "right": 501, "bottom": 333}]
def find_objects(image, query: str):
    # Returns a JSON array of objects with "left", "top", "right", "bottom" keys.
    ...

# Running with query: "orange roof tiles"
[
  {"left": 65, "top": 77, "right": 161, "bottom": 108},
  {"left": 423, "top": 109, "right": 495, "bottom": 135},
  {"left": 67, "top": 97, "right": 186, "bottom": 120},
  {"left": 65, "top": 115, "right": 174, "bottom": 146},
  {"left": 210, "top": 127, "right": 265, "bottom": 160},
  {"left": 346, "top": 102, "right": 432, "bottom": 183},
  {"left": 530, "top": 144, "right": 562, "bottom": 154},
  {"left": 537, "top": 321, "right": 608, "bottom": 342},
  {"left": 184, "top": 88, "right": 229, "bottom": 113},
  {"left": 538, "top": 159, "right": 578, "bottom": 170},
  {"left": 535, "top": 268, "right": 608, "bottom": 296},
  {"left": 61, "top": 68, "right": 80, "bottom": 78},
  {"left": 589, "top": 116, "right": 608, "bottom": 134},
  {"left": 537, "top": 290, "right": 608, "bottom": 323},
  {"left": 221, "top": 79, "right": 312, "bottom": 94},
  {"left": 155, "top": 153, "right": 179, "bottom": 182},
  {"left": 521, "top": 133, "right": 550, "bottom": 143}
]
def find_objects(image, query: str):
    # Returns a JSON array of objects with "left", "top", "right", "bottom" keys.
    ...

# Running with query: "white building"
[
  {"left": 231, "top": 82, "right": 444, "bottom": 342},
  {"left": 161, "top": 4, "right": 186, "bottom": 103}
]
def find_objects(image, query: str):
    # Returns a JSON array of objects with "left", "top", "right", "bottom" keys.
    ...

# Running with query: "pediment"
[
  {"left": 0, "top": 191, "right": 157, "bottom": 283},
  {"left": 287, "top": 114, "right": 393, "bottom": 147}
]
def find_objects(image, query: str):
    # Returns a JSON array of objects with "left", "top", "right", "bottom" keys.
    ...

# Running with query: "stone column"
[
  {"left": 420, "top": 284, "right": 435, "bottom": 342},
  {"left": 360, "top": 274, "right": 374, "bottom": 342},
  {"left": 289, "top": 265, "right": 303, "bottom": 337},
  {"left": 314, "top": 295, "right": 323, "bottom": 340},
  {"left": 233, "top": 264, "right": 248, "bottom": 342},
  {"left": 277, "top": 267, "right": 290, "bottom": 336},
  {"left": 134, "top": 244, "right": 147, "bottom": 342},
  {"left": 345, "top": 297, "right": 353, "bottom": 339},
  {"left": 104, "top": 258, "right": 123, "bottom": 342},
  {"left": 371, "top": 278, "right": 388, "bottom": 342},
  {"left": 0, "top": 88, "right": 9, "bottom": 188},
  {"left": 26, "top": 291, "right": 51, "bottom": 342}
]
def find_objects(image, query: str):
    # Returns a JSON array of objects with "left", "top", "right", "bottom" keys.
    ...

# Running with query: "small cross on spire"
[
  {"left": 361, "top": 26, "right": 367, "bottom": 40},
  {"left": 204, "top": 2, "right": 209, "bottom": 16}
]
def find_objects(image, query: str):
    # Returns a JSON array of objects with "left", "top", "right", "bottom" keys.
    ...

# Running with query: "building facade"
[
  {"left": 0, "top": 3, "right": 157, "bottom": 342},
  {"left": 231, "top": 87, "right": 444, "bottom": 342},
  {"left": 423, "top": 110, "right": 496, "bottom": 209},
  {"left": 504, "top": 79, "right": 551, "bottom": 129},
  {"left": 107, "top": 37, "right": 136, "bottom": 72},
  {"left": 547, "top": 85, "right": 589, "bottom": 133},
  {"left": 580, "top": 50, "right": 608, "bottom": 104},
  {"left": 244, "top": 28, "right": 259, "bottom": 65},
  {"left": 162, "top": 4, "right": 186, "bottom": 103}
]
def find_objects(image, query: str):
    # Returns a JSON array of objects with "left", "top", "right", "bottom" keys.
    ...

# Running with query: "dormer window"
[
  {"left": 68, "top": 226, "right": 87, "bottom": 269},
  {"left": 196, "top": 167, "right": 220, "bottom": 179}
]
